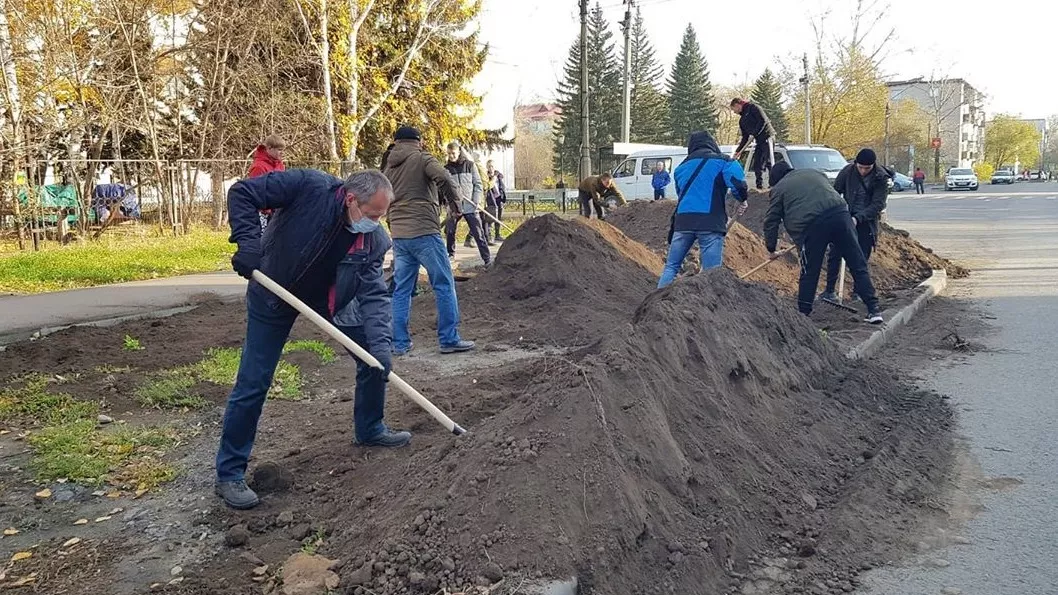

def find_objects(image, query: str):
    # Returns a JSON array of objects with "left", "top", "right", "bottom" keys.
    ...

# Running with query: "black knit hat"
[
  {"left": 394, "top": 126, "right": 421, "bottom": 141},
  {"left": 855, "top": 148, "right": 877, "bottom": 166},
  {"left": 770, "top": 161, "right": 793, "bottom": 186}
]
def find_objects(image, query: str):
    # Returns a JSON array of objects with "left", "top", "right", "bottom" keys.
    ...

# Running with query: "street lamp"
[
  {"left": 884, "top": 101, "right": 891, "bottom": 165},
  {"left": 557, "top": 133, "right": 565, "bottom": 186}
]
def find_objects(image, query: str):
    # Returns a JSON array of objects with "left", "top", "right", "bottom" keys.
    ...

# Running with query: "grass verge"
[
  {"left": 135, "top": 340, "right": 336, "bottom": 408},
  {"left": 0, "top": 229, "right": 234, "bottom": 294},
  {"left": 1, "top": 375, "right": 180, "bottom": 488}
]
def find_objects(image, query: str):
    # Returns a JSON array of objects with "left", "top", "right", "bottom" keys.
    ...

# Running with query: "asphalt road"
[{"left": 858, "top": 187, "right": 1058, "bottom": 594}]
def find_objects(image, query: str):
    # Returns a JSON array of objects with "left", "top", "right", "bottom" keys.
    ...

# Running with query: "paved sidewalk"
[{"left": 0, "top": 243, "right": 489, "bottom": 344}]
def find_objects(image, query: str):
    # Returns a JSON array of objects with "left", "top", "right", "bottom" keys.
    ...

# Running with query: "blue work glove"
[{"left": 231, "top": 245, "right": 261, "bottom": 279}]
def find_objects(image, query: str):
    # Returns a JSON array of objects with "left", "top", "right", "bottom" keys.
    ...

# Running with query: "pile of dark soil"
[
  {"left": 411, "top": 214, "right": 664, "bottom": 346},
  {"left": 606, "top": 200, "right": 801, "bottom": 292},
  {"left": 203, "top": 270, "right": 951, "bottom": 595}
]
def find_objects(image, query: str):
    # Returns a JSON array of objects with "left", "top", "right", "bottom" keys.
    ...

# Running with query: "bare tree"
[
  {"left": 292, "top": 0, "right": 340, "bottom": 162},
  {"left": 0, "top": 0, "right": 25, "bottom": 246}
]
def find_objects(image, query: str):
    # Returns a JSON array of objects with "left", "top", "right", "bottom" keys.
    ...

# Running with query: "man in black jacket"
[
  {"left": 218, "top": 169, "right": 410, "bottom": 510},
  {"left": 822, "top": 148, "right": 890, "bottom": 300},
  {"left": 764, "top": 162, "right": 883, "bottom": 323},
  {"left": 730, "top": 98, "right": 776, "bottom": 190}
]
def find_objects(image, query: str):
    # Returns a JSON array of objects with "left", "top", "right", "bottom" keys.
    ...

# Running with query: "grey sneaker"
[
  {"left": 440, "top": 340, "right": 476, "bottom": 354},
  {"left": 354, "top": 429, "right": 412, "bottom": 448},
  {"left": 215, "top": 480, "right": 260, "bottom": 510},
  {"left": 865, "top": 311, "right": 884, "bottom": 325},
  {"left": 819, "top": 291, "right": 838, "bottom": 302},
  {"left": 394, "top": 343, "right": 413, "bottom": 357}
]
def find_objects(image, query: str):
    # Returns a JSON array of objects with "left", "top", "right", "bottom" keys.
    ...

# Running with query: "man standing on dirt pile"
[
  {"left": 218, "top": 169, "right": 410, "bottom": 510},
  {"left": 763, "top": 161, "right": 884, "bottom": 324},
  {"left": 730, "top": 98, "right": 776, "bottom": 191},
  {"left": 383, "top": 126, "right": 476, "bottom": 356},
  {"left": 658, "top": 131, "right": 749, "bottom": 288},
  {"left": 820, "top": 148, "right": 892, "bottom": 302},
  {"left": 577, "top": 172, "right": 626, "bottom": 220},
  {"left": 443, "top": 141, "right": 492, "bottom": 262}
]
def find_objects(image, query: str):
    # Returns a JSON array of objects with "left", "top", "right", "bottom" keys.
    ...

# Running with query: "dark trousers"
[
  {"left": 215, "top": 289, "right": 387, "bottom": 481},
  {"left": 483, "top": 204, "right": 503, "bottom": 241},
  {"left": 445, "top": 211, "right": 491, "bottom": 264},
  {"left": 825, "top": 219, "right": 876, "bottom": 293},
  {"left": 578, "top": 191, "right": 606, "bottom": 219},
  {"left": 653, "top": 187, "right": 666, "bottom": 200},
  {"left": 914, "top": 181, "right": 925, "bottom": 194},
  {"left": 751, "top": 137, "right": 775, "bottom": 189},
  {"left": 800, "top": 207, "right": 879, "bottom": 315}
]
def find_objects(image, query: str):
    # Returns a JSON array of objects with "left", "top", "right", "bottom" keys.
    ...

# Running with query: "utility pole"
[
  {"left": 579, "top": 0, "right": 591, "bottom": 180},
  {"left": 883, "top": 101, "right": 891, "bottom": 165},
  {"left": 620, "top": 0, "right": 632, "bottom": 144},
  {"left": 800, "top": 53, "right": 811, "bottom": 144}
]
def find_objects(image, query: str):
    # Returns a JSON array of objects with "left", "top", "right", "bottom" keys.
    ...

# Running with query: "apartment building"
[{"left": 886, "top": 77, "right": 986, "bottom": 169}]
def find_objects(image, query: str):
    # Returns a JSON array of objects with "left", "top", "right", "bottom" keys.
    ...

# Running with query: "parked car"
[
  {"left": 890, "top": 172, "right": 913, "bottom": 191},
  {"left": 1029, "top": 170, "right": 1047, "bottom": 181},
  {"left": 945, "top": 168, "right": 979, "bottom": 191},
  {"left": 991, "top": 169, "right": 1015, "bottom": 184}
]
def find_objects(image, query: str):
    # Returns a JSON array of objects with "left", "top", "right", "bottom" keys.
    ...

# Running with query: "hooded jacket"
[
  {"left": 671, "top": 131, "right": 749, "bottom": 235},
  {"left": 247, "top": 145, "right": 284, "bottom": 178},
  {"left": 445, "top": 154, "right": 484, "bottom": 214},
  {"left": 383, "top": 141, "right": 462, "bottom": 240},
  {"left": 762, "top": 166, "right": 848, "bottom": 252},
  {"left": 833, "top": 162, "right": 891, "bottom": 228},
  {"left": 577, "top": 176, "right": 627, "bottom": 205}
]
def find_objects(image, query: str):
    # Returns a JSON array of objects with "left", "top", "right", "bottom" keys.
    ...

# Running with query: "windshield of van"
[{"left": 785, "top": 149, "right": 847, "bottom": 172}]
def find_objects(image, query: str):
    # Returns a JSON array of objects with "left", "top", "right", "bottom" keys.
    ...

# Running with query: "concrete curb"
[
  {"left": 846, "top": 269, "right": 948, "bottom": 361},
  {"left": 0, "top": 294, "right": 244, "bottom": 349}
]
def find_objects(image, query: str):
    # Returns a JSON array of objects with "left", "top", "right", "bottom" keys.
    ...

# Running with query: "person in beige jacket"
[{"left": 382, "top": 126, "right": 475, "bottom": 355}]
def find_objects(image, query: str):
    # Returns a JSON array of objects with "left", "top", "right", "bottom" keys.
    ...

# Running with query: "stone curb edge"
[
  {"left": 0, "top": 295, "right": 243, "bottom": 350},
  {"left": 846, "top": 269, "right": 948, "bottom": 361}
]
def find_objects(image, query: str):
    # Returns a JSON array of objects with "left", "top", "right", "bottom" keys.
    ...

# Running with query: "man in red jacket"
[{"left": 248, "top": 135, "right": 286, "bottom": 228}]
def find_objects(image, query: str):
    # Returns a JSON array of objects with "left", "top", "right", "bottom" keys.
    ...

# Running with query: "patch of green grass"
[
  {"left": 0, "top": 374, "right": 99, "bottom": 425},
  {"left": 0, "top": 229, "right": 234, "bottom": 294},
  {"left": 27, "top": 419, "right": 180, "bottom": 487},
  {"left": 134, "top": 368, "right": 207, "bottom": 409},
  {"left": 134, "top": 340, "right": 328, "bottom": 408},
  {"left": 300, "top": 527, "right": 328, "bottom": 554},
  {"left": 283, "top": 340, "right": 337, "bottom": 364},
  {"left": 123, "top": 335, "right": 144, "bottom": 351}
]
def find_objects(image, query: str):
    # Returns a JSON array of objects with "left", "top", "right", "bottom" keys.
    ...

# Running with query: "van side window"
[
  {"left": 641, "top": 158, "right": 672, "bottom": 175},
  {"left": 613, "top": 159, "right": 636, "bottom": 178}
]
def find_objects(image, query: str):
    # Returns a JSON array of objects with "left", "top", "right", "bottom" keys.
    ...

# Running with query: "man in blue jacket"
[
  {"left": 217, "top": 169, "right": 409, "bottom": 510},
  {"left": 659, "top": 131, "right": 749, "bottom": 288},
  {"left": 651, "top": 160, "right": 671, "bottom": 200}
]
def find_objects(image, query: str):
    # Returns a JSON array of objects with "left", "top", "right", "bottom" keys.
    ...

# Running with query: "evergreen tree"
[
  {"left": 751, "top": 69, "right": 788, "bottom": 142},
  {"left": 625, "top": 8, "right": 667, "bottom": 144},
  {"left": 553, "top": 3, "right": 622, "bottom": 179},
  {"left": 666, "top": 25, "right": 717, "bottom": 146}
]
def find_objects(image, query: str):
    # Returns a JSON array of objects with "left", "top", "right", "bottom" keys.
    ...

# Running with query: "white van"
[
  {"left": 611, "top": 143, "right": 847, "bottom": 201},
  {"left": 611, "top": 146, "right": 735, "bottom": 201}
]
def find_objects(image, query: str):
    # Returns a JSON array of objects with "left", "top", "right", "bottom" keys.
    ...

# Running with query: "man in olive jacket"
[
  {"left": 383, "top": 126, "right": 475, "bottom": 355},
  {"left": 763, "top": 161, "right": 883, "bottom": 323},
  {"left": 577, "top": 173, "right": 626, "bottom": 220}
]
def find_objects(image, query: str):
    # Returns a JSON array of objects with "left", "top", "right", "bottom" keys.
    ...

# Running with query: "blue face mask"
[{"left": 348, "top": 217, "right": 380, "bottom": 234}]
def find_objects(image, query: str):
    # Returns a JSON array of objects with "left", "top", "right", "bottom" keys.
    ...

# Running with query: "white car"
[{"left": 945, "top": 168, "right": 978, "bottom": 191}]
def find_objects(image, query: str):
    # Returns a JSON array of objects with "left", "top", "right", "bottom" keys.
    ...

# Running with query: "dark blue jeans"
[{"left": 215, "top": 288, "right": 387, "bottom": 482}]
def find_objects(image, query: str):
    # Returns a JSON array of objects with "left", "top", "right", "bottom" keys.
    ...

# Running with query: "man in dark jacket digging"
[
  {"left": 216, "top": 168, "right": 410, "bottom": 510},
  {"left": 821, "top": 148, "right": 891, "bottom": 301},
  {"left": 730, "top": 98, "right": 776, "bottom": 190},
  {"left": 763, "top": 161, "right": 883, "bottom": 324}
]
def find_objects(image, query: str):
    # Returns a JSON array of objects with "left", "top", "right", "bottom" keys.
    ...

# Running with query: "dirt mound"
[
  {"left": 606, "top": 200, "right": 801, "bottom": 292},
  {"left": 415, "top": 214, "right": 664, "bottom": 346},
  {"left": 215, "top": 269, "right": 951, "bottom": 595}
]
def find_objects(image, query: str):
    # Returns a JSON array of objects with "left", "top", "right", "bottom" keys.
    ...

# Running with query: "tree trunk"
[
  {"left": 210, "top": 163, "right": 225, "bottom": 229},
  {"left": 0, "top": 0, "right": 25, "bottom": 248},
  {"left": 344, "top": 0, "right": 375, "bottom": 165},
  {"left": 320, "top": 0, "right": 339, "bottom": 164}
]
